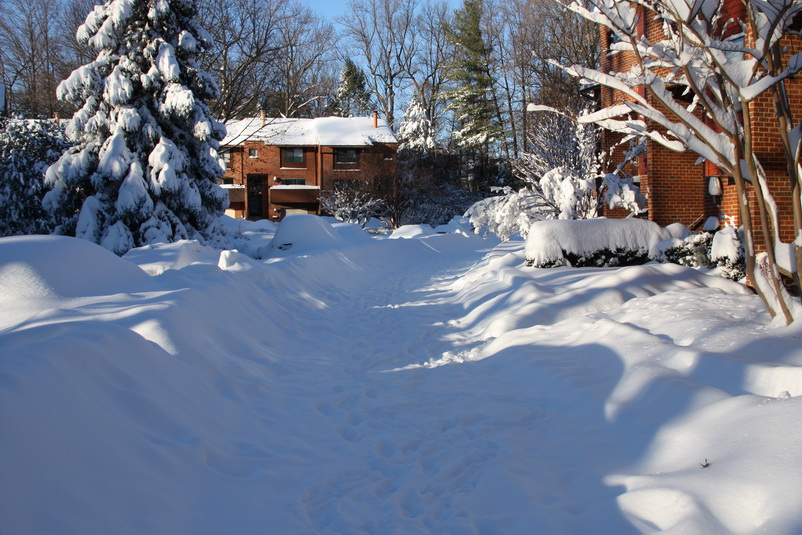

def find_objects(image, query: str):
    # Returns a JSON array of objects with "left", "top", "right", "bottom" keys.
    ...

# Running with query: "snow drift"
[{"left": 2, "top": 222, "right": 802, "bottom": 535}]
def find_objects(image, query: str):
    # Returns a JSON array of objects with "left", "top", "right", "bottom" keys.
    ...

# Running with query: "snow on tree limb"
[
  {"left": 555, "top": 0, "right": 802, "bottom": 323},
  {"left": 44, "top": 0, "right": 229, "bottom": 254}
]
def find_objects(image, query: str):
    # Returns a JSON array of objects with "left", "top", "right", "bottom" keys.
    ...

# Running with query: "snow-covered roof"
[{"left": 222, "top": 116, "right": 397, "bottom": 147}]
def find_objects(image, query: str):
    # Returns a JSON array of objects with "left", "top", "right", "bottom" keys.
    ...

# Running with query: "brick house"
[
  {"left": 220, "top": 114, "right": 398, "bottom": 220},
  {"left": 599, "top": 1, "right": 801, "bottom": 243}
]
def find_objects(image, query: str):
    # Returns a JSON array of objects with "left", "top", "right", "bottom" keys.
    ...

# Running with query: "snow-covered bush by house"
[
  {"left": 524, "top": 218, "right": 668, "bottom": 267},
  {"left": 464, "top": 187, "right": 544, "bottom": 241},
  {"left": 467, "top": 112, "right": 646, "bottom": 242},
  {"left": 0, "top": 118, "right": 71, "bottom": 237},
  {"left": 43, "top": 0, "right": 229, "bottom": 255},
  {"left": 524, "top": 217, "right": 747, "bottom": 279},
  {"left": 657, "top": 227, "right": 747, "bottom": 281},
  {"left": 319, "top": 180, "right": 385, "bottom": 227}
]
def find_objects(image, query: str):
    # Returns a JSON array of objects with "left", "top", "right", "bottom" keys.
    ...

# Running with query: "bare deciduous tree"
[
  {"left": 263, "top": 2, "right": 337, "bottom": 118},
  {"left": 0, "top": 0, "right": 68, "bottom": 116},
  {"left": 405, "top": 0, "right": 453, "bottom": 139},
  {"left": 338, "top": 0, "right": 418, "bottom": 127},
  {"left": 196, "top": 0, "right": 284, "bottom": 120}
]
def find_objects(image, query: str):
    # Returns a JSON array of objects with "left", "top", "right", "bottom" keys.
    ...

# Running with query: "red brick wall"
[{"left": 599, "top": 2, "right": 800, "bottom": 245}]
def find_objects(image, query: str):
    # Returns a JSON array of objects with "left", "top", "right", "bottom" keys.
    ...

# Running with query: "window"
[
  {"left": 335, "top": 148, "right": 358, "bottom": 164},
  {"left": 282, "top": 147, "right": 304, "bottom": 164},
  {"left": 278, "top": 178, "right": 306, "bottom": 186},
  {"left": 281, "top": 147, "right": 305, "bottom": 168},
  {"left": 248, "top": 148, "right": 258, "bottom": 158},
  {"left": 221, "top": 152, "right": 231, "bottom": 163}
]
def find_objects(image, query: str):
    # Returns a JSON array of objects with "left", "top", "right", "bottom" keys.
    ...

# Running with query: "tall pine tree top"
[
  {"left": 331, "top": 59, "right": 374, "bottom": 118},
  {"left": 43, "top": 0, "right": 229, "bottom": 254},
  {"left": 445, "top": 0, "right": 501, "bottom": 149}
]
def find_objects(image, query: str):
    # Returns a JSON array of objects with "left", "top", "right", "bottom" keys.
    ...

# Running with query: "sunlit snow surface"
[{"left": 2, "top": 216, "right": 802, "bottom": 534}]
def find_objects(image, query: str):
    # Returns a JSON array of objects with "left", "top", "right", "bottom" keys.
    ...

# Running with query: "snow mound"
[
  {"left": 259, "top": 214, "right": 346, "bottom": 258},
  {"left": 4, "top": 229, "right": 802, "bottom": 534},
  {"left": 389, "top": 224, "right": 435, "bottom": 239},
  {"left": 434, "top": 216, "right": 474, "bottom": 234},
  {"left": 123, "top": 239, "right": 222, "bottom": 275},
  {"left": 711, "top": 226, "right": 741, "bottom": 262},
  {"left": 330, "top": 221, "right": 377, "bottom": 244},
  {"left": 525, "top": 218, "right": 667, "bottom": 266},
  {"left": 0, "top": 235, "right": 150, "bottom": 300}
]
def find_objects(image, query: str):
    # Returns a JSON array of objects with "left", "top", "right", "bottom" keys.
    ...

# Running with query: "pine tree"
[
  {"left": 398, "top": 94, "right": 436, "bottom": 155},
  {"left": 330, "top": 58, "right": 374, "bottom": 118},
  {"left": 43, "top": 0, "right": 229, "bottom": 254},
  {"left": 0, "top": 118, "right": 71, "bottom": 236},
  {"left": 444, "top": 0, "right": 502, "bottom": 190}
]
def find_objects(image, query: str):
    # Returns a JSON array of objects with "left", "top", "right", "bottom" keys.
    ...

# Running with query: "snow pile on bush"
[
  {"left": 525, "top": 218, "right": 747, "bottom": 279},
  {"left": 656, "top": 226, "right": 746, "bottom": 280},
  {"left": 465, "top": 188, "right": 546, "bottom": 241},
  {"left": 525, "top": 218, "right": 668, "bottom": 267}
]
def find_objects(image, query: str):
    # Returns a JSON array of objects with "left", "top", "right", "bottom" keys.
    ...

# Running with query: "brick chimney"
[{"left": 372, "top": 111, "right": 378, "bottom": 128}]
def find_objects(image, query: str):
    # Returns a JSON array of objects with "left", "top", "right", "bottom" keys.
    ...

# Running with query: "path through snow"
[{"left": 3, "top": 223, "right": 802, "bottom": 534}]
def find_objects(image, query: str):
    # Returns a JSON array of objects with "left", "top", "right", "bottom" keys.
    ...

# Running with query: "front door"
[{"left": 247, "top": 174, "right": 268, "bottom": 219}]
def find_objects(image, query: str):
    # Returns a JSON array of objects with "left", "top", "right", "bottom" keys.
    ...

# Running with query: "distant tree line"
[{"left": 0, "top": 0, "right": 598, "bottom": 184}]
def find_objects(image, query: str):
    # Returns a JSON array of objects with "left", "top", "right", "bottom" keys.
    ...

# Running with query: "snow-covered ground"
[{"left": 2, "top": 216, "right": 802, "bottom": 534}]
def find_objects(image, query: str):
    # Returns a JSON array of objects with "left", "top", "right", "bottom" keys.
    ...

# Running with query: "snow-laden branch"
[{"left": 552, "top": 0, "right": 802, "bottom": 323}]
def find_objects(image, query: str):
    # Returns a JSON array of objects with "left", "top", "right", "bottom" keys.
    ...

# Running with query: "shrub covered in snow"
[
  {"left": 657, "top": 227, "right": 746, "bottom": 281},
  {"left": 464, "top": 187, "right": 543, "bottom": 241},
  {"left": 466, "top": 113, "right": 646, "bottom": 242},
  {"left": 43, "top": 0, "right": 229, "bottom": 255},
  {"left": 0, "top": 119, "right": 71, "bottom": 237},
  {"left": 525, "top": 217, "right": 747, "bottom": 280},
  {"left": 524, "top": 218, "right": 667, "bottom": 268},
  {"left": 658, "top": 232, "right": 714, "bottom": 268},
  {"left": 320, "top": 180, "right": 385, "bottom": 227}
]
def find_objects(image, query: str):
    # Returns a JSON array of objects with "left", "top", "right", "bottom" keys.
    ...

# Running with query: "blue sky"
[
  {"left": 304, "top": 0, "right": 460, "bottom": 24},
  {"left": 305, "top": 0, "right": 350, "bottom": 22}
]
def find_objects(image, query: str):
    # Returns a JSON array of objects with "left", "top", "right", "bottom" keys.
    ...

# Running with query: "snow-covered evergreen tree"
[
  {"left": 398, "top": 94, "right": 436, "bottom": 154},
  {"left": 393, "top": 92, "right": 439, "bottom": 224},
  {"left": 43, "top": 0, "right": 229, "bottom": 254},
  {"left": 445, "top": 0, "right": 502, "bottom": 153},
  {"left": 330, "top": 59, "right": 374, "bottom": 118},
  {"left": 0, "top": 118, "right": 71, "bottom": 236}
]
